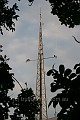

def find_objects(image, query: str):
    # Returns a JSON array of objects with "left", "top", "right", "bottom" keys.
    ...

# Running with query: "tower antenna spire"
[
  {"left": 40, "top": 8, "right": 41, "bottom": 21},
  {"left": 26, "top": 8, "right": 57, "bottom": 120},
  {"left": 39, "top": 8, "right": 42, "bottom": 33},
  {"left": 36, "top": 9, "right": 48, "bottom": 120}
]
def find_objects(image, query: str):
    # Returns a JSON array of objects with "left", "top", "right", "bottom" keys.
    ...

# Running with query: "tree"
[
  {"left": 0, "top": 46, "right": 15, "bottom": 119},
  {"left": 47, "top": 63, "right": 80, "bottom": 120},
  {"left": 0, "top": 0, "right": 80, "bottom": 35},
  {"left": 47, "top": 0, "right": 80, "bottom": 28},
  {"left": 10, "top": 87, "right": 40, "bottom": 120},
  {"left": 0, "top": 0, "right": 34, "bottom": 35},
  {"left": 26, "top": 0, "right": 80, "bottom": 28},
  {"left": 0, "top": 0, "right": 20, "bottom": 35},
  {"left": 0, "top": 46, "right": 40, "bottom": 119}
]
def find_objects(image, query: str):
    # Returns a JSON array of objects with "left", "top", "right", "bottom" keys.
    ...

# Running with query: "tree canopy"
[
  {"left": 47, "top": 0, "right": 80, "bottom": 28},
  {"left": 0, "top": 46, "right": 15, "bottom": 119},
  {"left": 0, "top": 0, "right": 20, "bottom": 35},
  {"left": 10, "top": 88, "right": 40, "bottom": 120},
  {"left": 0, "top": 46, "right": 40, "bottom": 120},
  {"left": 28, "top": 0, "right": 80, "bottom": 28},
  {"left": 0, "top": 0, "right": 80, "bottom": 35},
  {"left": 47, "top": 63, "right": 80, "bottom": 120}
]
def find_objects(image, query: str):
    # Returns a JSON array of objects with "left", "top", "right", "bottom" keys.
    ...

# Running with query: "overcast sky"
[{"left": 0, "top": 0, "right": 80, "bottom": 118}]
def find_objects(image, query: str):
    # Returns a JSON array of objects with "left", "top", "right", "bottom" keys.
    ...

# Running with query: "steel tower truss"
[{"left": 36, "top": 10, "right": 48, "bottom": 120}]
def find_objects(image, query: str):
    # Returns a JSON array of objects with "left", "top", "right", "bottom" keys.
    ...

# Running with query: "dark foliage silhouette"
[
  {"left": 31, "top": 0, "right": 80, "bottom": 28},
  {"left": 0, "top": 0, "right": 80, "bottom": 35},
  {"left": 0, "top": 46, "right": 40, "bottom": 119},
  {"left": 47, "top": 64, "right": 80, "bottom": 120},
  {"left": 10, "top": 88, "right": 40, "bottom": 120},
  {"left": 0, "top": 0, "right": 20, "bottom": 35},
  {"left": 0, "top": 0, "right": 34, "bottom": 35},
  {"left": 0, "top": 45, "right": 15, "bottom": 119},
  {"left": 48, "top": 0, "right": 80, "bottom": 28}
]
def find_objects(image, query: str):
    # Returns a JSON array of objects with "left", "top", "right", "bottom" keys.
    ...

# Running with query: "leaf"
[
  {"left": 51, "top": 83, "right": 57, "bottom": 92},
  {"left": 53, "top": 101, "right": 58, "bottom": 108},
  {"left": 76, "top": 67, "right": 80, "bottom": 74},
  {"left": 47, "top": 70, "right": 53, "bottom": 76},
  {"left": 59, "top": 65, "right": 65, "bottom": 74},
  {"left": 64, "top": 69, "right": 72, "bottom": 77},
  {"left": 48, "top": 97, "right": 55, "bottom": 108},
  {"left": 69, "top": 73, "right": 76, "bottom": 79},
  {"left": 59, "top": 101, "right": 65, "bottom": 108},
  {"left": 74, "top": 63, "right": 80, "bottom": 69},
  {"left": 51, "top": 85, "right": 57, "bottom": 92},
  {"left": 0, "top": 55, "right": 4, "bottom": 61},
  {"left": 0, "top": 45, "right": 3, "bottom": 48},
  {"left": 53, "top": 72, "right": 58, "bottom": 79},
  {"left": 4, "top": 55, "right": 7, "bottom": 59}
]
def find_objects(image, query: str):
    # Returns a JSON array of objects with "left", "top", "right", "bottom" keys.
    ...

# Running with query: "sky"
[{"left": 0, "top": 0, "right": 80, "bottom": 119}]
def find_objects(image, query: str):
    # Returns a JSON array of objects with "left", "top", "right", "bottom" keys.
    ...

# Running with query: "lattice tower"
[{"left": 36, "top": 10, "right": 48, "bottom": 120}]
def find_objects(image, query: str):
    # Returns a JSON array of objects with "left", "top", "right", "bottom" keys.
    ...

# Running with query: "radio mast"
[
  {"left": 36, "top": 9, "right": 48, "bottom": 120},
  {"left": 26, "top": 9, "right": 57, "bottom": 119}
]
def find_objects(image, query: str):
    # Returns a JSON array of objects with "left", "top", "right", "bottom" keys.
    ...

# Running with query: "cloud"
[{"left": 0, "top": 0, "right": 80, "bottom": 118}]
